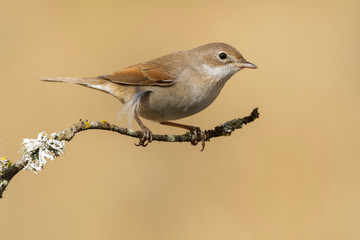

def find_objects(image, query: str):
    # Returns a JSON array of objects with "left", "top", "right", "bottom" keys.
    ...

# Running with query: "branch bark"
[{"left": 0, "top": 108, "right": 259, "bottom": 198}]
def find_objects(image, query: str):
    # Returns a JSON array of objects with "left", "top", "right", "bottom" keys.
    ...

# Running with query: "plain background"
[{"left": 1, "top": 0, "right": 360, "bottom": 239}]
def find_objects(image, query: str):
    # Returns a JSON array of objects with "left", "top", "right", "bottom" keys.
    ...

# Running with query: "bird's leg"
[
  {"left": 134, "top": 112, "right": 153, "bottom": 147},
  {"left": 160, "top": 121, "right": 207, "bottom": 151}
]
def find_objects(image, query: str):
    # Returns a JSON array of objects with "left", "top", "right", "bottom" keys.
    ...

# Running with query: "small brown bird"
[{"left": 41, "top": 43, "right": 257, "bottom": 150}]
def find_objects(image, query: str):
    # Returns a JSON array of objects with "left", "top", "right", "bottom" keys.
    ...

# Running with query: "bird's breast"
[{"left": 138, "top": 73, "right": 228, "bottom": 122}]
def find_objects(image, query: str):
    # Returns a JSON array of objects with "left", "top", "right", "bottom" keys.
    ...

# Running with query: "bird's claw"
[
  {"left": 189, "top": 127, "right": 207, "bottom": 151},
  {"left": 135, "top": 126, "right": 153, "bottom": 147}
]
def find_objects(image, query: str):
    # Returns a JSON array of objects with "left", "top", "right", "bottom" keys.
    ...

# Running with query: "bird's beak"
[{"left": 234, "top": 60, "right": 257, "bottom": 69}]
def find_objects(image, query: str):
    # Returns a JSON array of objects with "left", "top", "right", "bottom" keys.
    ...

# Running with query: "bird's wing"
[{"left": 98, "top": 63, "right": 175, "bottom": 87}]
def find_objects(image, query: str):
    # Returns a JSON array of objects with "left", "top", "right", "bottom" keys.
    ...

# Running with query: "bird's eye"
[{"left": 218, "top": 52, "right": 227, "bottom": 60}]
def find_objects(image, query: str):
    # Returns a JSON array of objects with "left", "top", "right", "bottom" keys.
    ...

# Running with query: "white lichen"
[{"left": 22, "top": 132, "right": 65, "bottom": 173}]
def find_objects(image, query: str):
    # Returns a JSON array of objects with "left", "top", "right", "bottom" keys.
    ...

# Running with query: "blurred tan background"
[{"left": 1, "top": 0, "right": 360, "bottom": 239}]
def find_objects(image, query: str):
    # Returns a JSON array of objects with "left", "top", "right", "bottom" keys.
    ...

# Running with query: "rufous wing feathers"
[{"left": 98, "top": 63, "right": 175, "bottom": 86}]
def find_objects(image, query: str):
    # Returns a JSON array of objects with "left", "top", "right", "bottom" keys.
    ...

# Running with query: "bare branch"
[{"left": 0, "top": 108, "right": 259, "bottom": 198}]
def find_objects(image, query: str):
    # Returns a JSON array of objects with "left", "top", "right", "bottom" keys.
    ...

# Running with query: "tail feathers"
[
  {"left": 40, "top": 77, "right": 118, "bottom": 98},
  {"left": 40, "top": 77, "right": 146, "bottom": 124},
  {"left": 40, "top": 77, "right": 102, "bottom": 85}
]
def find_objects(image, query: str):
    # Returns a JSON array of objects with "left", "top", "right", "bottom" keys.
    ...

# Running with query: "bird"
[{"left": 41, "top": 42, "right": 257, "bottom": 150}]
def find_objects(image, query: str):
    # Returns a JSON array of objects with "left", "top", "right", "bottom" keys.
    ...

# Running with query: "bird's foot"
[
  {"left": 135, "top": 125, "right": 153, "bottom": 147},
  {"left": 188, "top": 126, "right": 207, "bottom": 151}
]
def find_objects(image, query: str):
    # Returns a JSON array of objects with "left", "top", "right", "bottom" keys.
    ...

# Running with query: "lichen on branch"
[{"left": 0, "top": 108, "right": 259, "bottom": 198}]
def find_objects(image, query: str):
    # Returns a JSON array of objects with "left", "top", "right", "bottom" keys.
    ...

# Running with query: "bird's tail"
[{"left": 40, "top": 77, "right": 123, "bottom": 101}]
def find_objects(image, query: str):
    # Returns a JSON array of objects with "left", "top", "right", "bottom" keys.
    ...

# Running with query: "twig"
[{"left": 0, "top": 108, "right": 259, "bottom": 198}]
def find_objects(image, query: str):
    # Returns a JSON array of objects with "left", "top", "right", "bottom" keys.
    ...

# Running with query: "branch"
[{"left": 0, "top": 108, "right": 259, "bottom": 198}]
